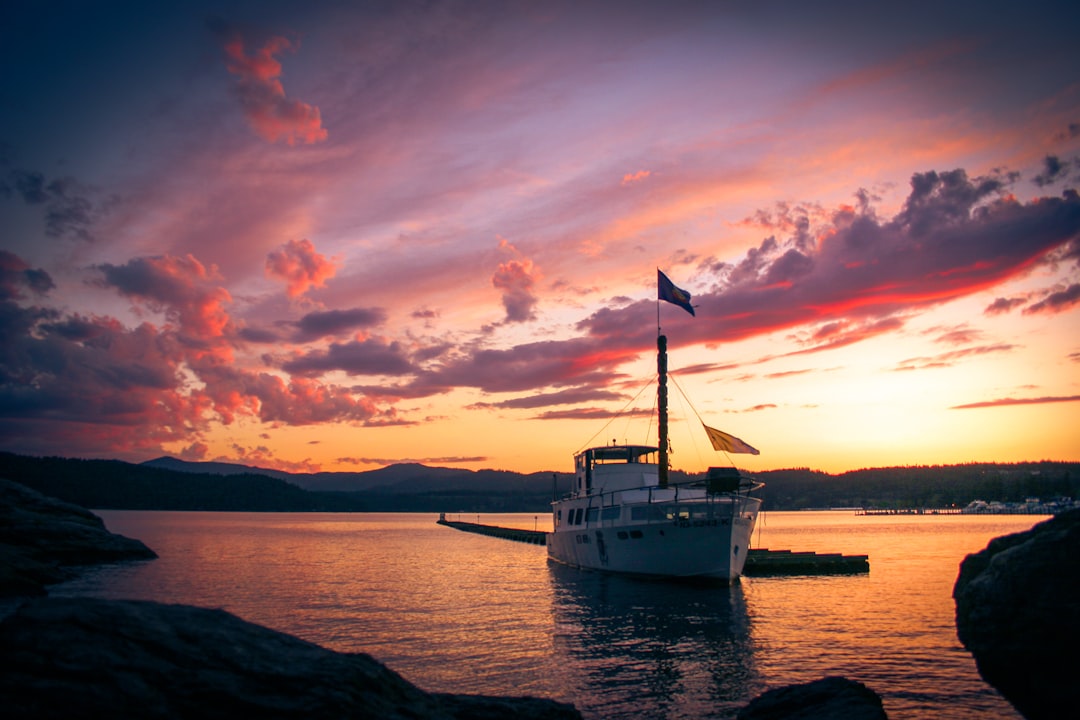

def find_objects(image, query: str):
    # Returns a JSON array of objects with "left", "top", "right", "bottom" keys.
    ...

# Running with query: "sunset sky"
[{"left": 2, "top": 0, "right": 1078, "bottom": 476}]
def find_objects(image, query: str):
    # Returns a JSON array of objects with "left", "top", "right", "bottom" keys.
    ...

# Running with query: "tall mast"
[{"left": 658, "top": 333, "right": 669, "bottom": 488}]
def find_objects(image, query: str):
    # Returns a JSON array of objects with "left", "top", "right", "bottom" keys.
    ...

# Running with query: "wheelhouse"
[{"left": 573, "top": 444, "right": 658, "bottom": 496}]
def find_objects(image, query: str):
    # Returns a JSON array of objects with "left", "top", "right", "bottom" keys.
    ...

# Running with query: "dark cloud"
[
  {"left": 894, "top": 168, "right": 1011, "bottom": 237},
  {"left": 282, "top": 338, "right": 415, "bottom": 377},
  {"left": 11, "top": 169, "right": 48, "bottom": 203},
  {"left": 407, "top": 337, "right": 640, "bottom": 396},
  {"left": 238, "top": 326, "right": 281, "bottom": 343},
  {"left": 7, "top": 169, "right": 106, "bottom": 242},
  {"left": 469, "top": 386, "right": 625, "bottom": 410},
  {"left": 763, "top": 248, "right": 814, "bottom": 286},
  {"left": 984, "top": 296, "right": 1027, "bottom": 315},
  {"left": 1033, "top": 155, "right": 1071, "bottom": 188},
  {"left": 291, "top": 307, "right": 386, "bottom": 342},
  {"left": 0, "top": 251, "right": 54, "bottom": 300},
  {"left": 535, "top": 407, "right": 653, "bottom": 421},
  {"left": 1023, "top": 283, "right": 1080, "bottom": 315}
]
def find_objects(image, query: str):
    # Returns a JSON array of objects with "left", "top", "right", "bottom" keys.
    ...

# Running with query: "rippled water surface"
[{"left": 53, "top": 510, "right": 1043, "bottom": 719}]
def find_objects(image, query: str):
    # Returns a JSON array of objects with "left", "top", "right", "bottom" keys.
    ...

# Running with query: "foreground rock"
[
  {"left": 736, "top": 676, "right": 887, "bottom": 719},
  {"left": 954, "top": 508, "right": 1080, "bottom": 720},
  {"left": 0, "top": 478, "right": 156, "bottom": 597},
  {"left": 0, "top": 597, "right": 581, "bottom": 720}
]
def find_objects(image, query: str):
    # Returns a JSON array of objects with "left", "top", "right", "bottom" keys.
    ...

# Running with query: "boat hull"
[{"left": 546, "top": 501, "right": 760, "bottom": 582}]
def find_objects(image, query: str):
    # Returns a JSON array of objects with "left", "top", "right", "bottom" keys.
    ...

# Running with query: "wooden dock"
[
  {"left": 436, "top": 518, "right": 869, "bottom": 575},
  {"left": 436, "top": 519, "right": 547, "bottom": 545}
]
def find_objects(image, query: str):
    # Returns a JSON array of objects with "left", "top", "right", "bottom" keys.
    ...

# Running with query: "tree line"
[{"left": 2, "top": 452, "right": 1077, "bottom": 513}]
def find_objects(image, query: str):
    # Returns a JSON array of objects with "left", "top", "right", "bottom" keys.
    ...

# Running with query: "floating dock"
[
  {"left": 436, "top": 518, "right": 869, "bottom": 575},
  {"left": 744, "top": 548, "right": 869, "bottom": 576}
]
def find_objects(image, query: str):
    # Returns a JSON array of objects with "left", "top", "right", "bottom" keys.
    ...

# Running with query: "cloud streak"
[{"left": 951, "top": 395, "right": 1080, "bottom": 409}]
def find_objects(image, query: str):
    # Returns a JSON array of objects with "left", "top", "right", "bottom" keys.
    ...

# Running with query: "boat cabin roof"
[{"left": 576, "top": 444, "right": 658, "bottom": 464}]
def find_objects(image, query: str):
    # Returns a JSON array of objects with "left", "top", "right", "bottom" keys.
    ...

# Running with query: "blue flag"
[{"left": 658, "top": 269, "right": 695, "bottom": 316}]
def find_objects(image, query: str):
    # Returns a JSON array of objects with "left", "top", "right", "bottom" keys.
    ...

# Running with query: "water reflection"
[{"left": 547, "top": 562, "right": 757, "bottom": 719}]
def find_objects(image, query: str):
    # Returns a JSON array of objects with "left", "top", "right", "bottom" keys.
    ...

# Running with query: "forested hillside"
[{"left": 2, "top": 452, "right": 1077, "bottom": 513}]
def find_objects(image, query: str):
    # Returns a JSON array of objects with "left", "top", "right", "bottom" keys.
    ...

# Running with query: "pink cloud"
[
  {"left": 223, "top": 35, "right": 328, "bottom": 146},
  {"left": 583, "top": 173, "right": 1080, "bottom": 350},
  {"left": 0, "top": 245, "right": 399, "bottom": 460},
  {"left": 492, "top": 240, "right": 540, "bottom": 323},
  {"left": 96, "top": 254, "right": 233, "bottom": 341},
  {"left": 265, "top": 238, "right": 337, "bottom": 298}
]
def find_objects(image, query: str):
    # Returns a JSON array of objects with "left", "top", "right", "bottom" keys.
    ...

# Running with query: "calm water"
[{"left": 51, "top": 510, "right": 1042, "bottom": 719}]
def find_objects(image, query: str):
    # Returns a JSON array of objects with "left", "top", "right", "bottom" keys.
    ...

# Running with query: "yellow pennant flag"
[{"left": 703, "top": 424, "right": 760, "bottom": 455}]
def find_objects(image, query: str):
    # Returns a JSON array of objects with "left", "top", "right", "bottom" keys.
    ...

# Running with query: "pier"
[
  {"left": 436, "top": 518, "right": 869, "bottom": 576},
  {"left": 436, "top": 518, "right": 547, "bottom": 545},
  {"left": 855, "top": 507, "right": 963, "bottom": 515}
]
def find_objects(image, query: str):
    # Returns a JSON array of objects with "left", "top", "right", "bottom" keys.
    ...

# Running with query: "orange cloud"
[
  {"left": 223, "top": 35, "right": 328, "bottom": 146},
  {"left": 265, "top": 238, "right": 337, "bottom": 298}
]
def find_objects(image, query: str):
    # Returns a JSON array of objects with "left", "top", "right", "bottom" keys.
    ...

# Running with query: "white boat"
[{"left": 547, "top": 328, "right": 764, "bottom": 582}]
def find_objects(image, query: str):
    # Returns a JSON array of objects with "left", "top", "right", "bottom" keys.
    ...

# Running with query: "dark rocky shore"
[
  {"left": 0, "top": 477, "right": 157, "bottom": 598},
  {"left": 5, "top": 474, "right": 995, "bottom": 719},
  {"left": 954, "top": 508, "right": 1080, "bottom": 720},
  {"left": 0, "top": 596, "right": 583, "bottom": 720}
]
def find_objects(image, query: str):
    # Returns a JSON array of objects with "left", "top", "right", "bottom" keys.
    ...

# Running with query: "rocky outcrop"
[
  {"left": 953, "top": 509, "right": 1080, "bottom": 720},
  {"left": 0, "top": 597, "right": 580, "bottom": 720},
  {"left": 0, "top": 477, "right": 156, "bottom": 597},
  {"left": 735, "top": 676, "right": 887, "bottom": 719}
]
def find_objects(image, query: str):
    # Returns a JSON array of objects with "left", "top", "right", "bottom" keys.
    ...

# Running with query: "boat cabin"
[{"left": 574, "top": 444, "right": 659, "bottom": 497}]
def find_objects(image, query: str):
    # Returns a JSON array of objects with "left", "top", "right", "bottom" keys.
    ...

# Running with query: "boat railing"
[{"left": 556, "top": 474, "right": 763, "bottom": 505}]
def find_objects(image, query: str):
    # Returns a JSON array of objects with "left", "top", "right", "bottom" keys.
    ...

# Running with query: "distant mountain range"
[
  {"left": 2, "top": 451, "right": 1078, "bottom": 513},
  {"left": 140, "top": 456, "right": 578, "bottom": 494}
]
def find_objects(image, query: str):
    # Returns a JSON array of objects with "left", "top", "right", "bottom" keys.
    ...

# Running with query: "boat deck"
[{"left": 436, "top": 518, "right": 869, "bottom": 576}]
